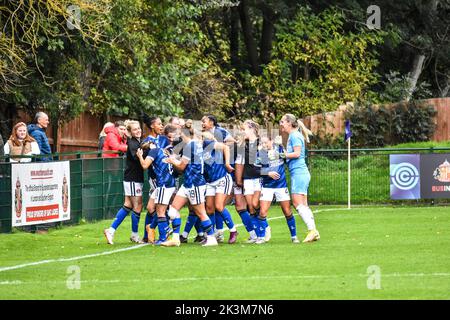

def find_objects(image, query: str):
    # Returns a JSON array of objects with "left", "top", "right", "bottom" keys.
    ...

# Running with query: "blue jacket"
[{"left": 27, "top": 124, "right": 52, "bottom": 162}]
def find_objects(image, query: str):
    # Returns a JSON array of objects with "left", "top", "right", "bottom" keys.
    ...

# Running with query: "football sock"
[
  {"left": 111, "top": 206, "right": 132, "bottom": 230},
  {"left": 131, "top": 211, "right": 141, "bottom": 233},
  {"left": 296, "top": 205, "right": 316, "bottom": 231},
  {"left": 143, "top": 211, "right": 155, "bottom": 239},
  {"left": 194, "top": 218, "right": 204, "bottom": 236},
  {"left": 157, "top": 217, "right": 169, "bottom": 242},
  {"left": 200, "top": 219, "right": 215, "bottom": 236},
  {"left": 215, "top": 211, "right": 224, "bottom": 230},
  {"left": 285, "top": 214, "right": 297, "bottom": 237},
  {"left": 150, "top": 212, "right": 158, "bottom": 229},
  {"left": 208, "top": 213, "right": 216, "bottom": 233},
  {"left": 218, "top": 208, "right": 236, "bottom": 232},
  {"left": 238, "top": 209, "right": 254, "bottom": 232},
  {"left": 172, "top": 218, "right": 181, "bottom": 235},
  {"left": 250, "top": 213, "right": 258, "bottom": 231},
  {"left": 182, "top": 211, "right": 198, "bottom": 237},
  {"left": 256, "top": 215, "right": 267, "bottom": 238}
]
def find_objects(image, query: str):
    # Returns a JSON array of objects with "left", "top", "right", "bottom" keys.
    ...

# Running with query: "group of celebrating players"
[{"left": 103, "top": 113, "right": 320, "bottom": 247}]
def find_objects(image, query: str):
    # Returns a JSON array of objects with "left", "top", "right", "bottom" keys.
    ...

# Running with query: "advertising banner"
[
  {"left": 390, "top": 153, "right": 450, "bottom": 200},
  {"left": 420, "top": 154, "right": 450, "bottom": 199},
  {"left": 11, "top": 161, "right": 70, "bottom": 226},
  {"left": 390, "top": 154, "right": 421, "bottom": 200}
]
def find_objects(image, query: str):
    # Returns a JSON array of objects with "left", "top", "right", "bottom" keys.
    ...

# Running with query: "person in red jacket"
[{"left": 102, "top": 121, "right": 128, "bottom": 157}]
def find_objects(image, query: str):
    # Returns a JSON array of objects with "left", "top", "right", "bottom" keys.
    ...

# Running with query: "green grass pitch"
[{"left": 0, "top": 206, "right": 449, "bottom": 300}]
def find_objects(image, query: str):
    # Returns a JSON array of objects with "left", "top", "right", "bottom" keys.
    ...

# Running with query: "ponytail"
[
  {"left": 297, "top": 120, "right": 312, "bottom": 143},
  {"left": 282, "top": 113, "right": 312, "bottom": 143}
]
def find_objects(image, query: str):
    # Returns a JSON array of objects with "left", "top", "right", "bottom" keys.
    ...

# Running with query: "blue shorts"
[{"left": 290, "top": 169, "right": 311, "bottom": 195}]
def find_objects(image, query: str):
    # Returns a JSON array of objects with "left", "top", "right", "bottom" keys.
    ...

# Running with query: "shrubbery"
[
  {"left": 345, "top": 100, "right": 436, "bottom": 148},
  {"left": 310, "top": 100, "right": 437, "bottom": 149}
]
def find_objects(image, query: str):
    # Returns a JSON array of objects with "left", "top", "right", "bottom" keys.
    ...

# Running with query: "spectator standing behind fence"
[
  {"left": 4, "top": 122, "right": 40, "bottom": 162},
  {"left": 102, "top": 121, "right": 128, "bottom": 157},
  {"left": 27, "top": 112, "right": 52, "bottom": 162},
  {"left": 98, "top": 122, "right": 114, "bottom": 152}
]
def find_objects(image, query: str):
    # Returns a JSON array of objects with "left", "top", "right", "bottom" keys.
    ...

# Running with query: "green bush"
[{"left": 344, "top": 100, "right": 436, "bottom": 148}]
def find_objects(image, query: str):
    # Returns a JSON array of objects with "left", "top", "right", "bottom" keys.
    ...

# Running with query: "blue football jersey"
[
  {"left": 142, "top": 135, "right": 170, "bottom": 179},
  {"left": 259, "top": 145, "right": 287, "bottom": 188},
  {"left": 182, "top": 140, "right": 206, "bottom": 188},
  {"left": 202, "top": 140, "right": 227, "bottom": 183},
  {"left": 211, "top": 126, "right": 231, "bottom": 142},
  {"left": 143, "top": 135, "right": 169, "bottom": 148},
  {"left": 147, "top": 147, "right": 176, "bottom": 188}
]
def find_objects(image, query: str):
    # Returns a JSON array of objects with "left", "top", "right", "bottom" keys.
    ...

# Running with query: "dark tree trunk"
[
  {"left": 229, "top": 6, "right": 240, "bottom": 68},
  {"left": 406, "top": 0, "right": 439, "bottom": 100},
  {"left": 238, "top": 0, "right": 260, "bottom": 75},
  {"left": 203, "top": 13, "right": 221, "bottom": 54},
  {"left": 259, "top": 3, "right": 276, "bottom": 65}
]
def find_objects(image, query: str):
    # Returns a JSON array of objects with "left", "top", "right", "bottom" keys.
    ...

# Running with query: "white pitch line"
[
  {"left": 1, "top": 273, "right": 449, "bottom": 286},
  {"left": 0, "top": 244, "right": 148, "bottom": 273},
  {"left": 0, "top": 207, "right": 348, "bottom": 274}
]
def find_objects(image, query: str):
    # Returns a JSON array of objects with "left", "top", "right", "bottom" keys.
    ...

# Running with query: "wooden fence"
[{"left": 300, "top": 97, "right": 450, "bottom": 142}]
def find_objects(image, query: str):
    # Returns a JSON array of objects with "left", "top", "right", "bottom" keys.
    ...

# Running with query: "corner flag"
[
  {"left": 345, "top": 119, "right": 352, "bottom": 209},
  {"left": 345, "top": 120, "right": 352, "bottom": 141}
]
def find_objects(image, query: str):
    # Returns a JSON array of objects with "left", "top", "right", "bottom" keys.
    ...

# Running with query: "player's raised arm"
[
  {"left": 136, "top": 148, "right": 154, "bottom": 170},
  {"left": 165, "top": 154, "right": 187, "bottom": 171}
]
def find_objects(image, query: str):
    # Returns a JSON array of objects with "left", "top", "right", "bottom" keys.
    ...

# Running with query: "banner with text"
[
  {"left": 11, "top": 161, "right": 70, "bottom": 227},
  {"left": 390, "top": 153, "right": 450, "bottom": 200}
]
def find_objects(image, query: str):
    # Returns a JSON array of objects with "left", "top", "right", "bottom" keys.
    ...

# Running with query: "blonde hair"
[
  {"left": 282, "top": 113, "right": 313, "bottom": 143},
  {"left": 201, "top": 131, "right": 215, "bottom": 141},
  {"left": 125, "top": 120, "right": 140, "bottom": 132},
  {"left": 99, "top": 122, "right": 114, "bottom": 137},
  {"left": 243, "top": 119, "right": 260, "bottom": 137}
]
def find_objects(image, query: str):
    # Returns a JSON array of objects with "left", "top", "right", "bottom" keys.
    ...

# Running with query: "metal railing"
[
  {"left": 306, "top": 147, "right": 450, "bottom": 205},
  {"left": 0, "top": 151, "right": 152, "bottom": 233}
]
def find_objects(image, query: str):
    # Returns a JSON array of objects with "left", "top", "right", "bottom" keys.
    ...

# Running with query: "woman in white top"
[{"left": 4, "top": 122, "right": 40, "bottom": 162}]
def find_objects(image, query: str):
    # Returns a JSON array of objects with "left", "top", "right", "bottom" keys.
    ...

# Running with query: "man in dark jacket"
[{"left": 27, "top": 112, "right": 52, "bottom": 162}]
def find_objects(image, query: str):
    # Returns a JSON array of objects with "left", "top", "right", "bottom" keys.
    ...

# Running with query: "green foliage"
[
  {"left": 86, "top": 0, "right": 209, "bottom": 118},
  {"left": 229, "top": 6, "right": 385, "bottom": 122},
  {"left": 345, "top": 100, "right": 437, "bottom": 148},
  {"left": 377, "top": 71, "right": 433, "bottom": 103},
  {"left": 1, "top": 0, "right": 448, "bottom": 139},
  {"left": 390, "top": 101, "right": 437, "bottom": 144}
]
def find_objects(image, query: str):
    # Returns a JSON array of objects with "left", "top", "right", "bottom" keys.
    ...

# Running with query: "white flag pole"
[{"left": 347, "top": 136, "right": 351, "bottom": 210}]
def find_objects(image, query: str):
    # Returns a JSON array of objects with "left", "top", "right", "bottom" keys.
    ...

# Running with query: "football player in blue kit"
[
  {"left": 201, "top": 131, "right": 238, "bottom": 244},
  {"left": 136, "top": 124, "right": 179, "bottom": 246},
  {"left": 164, "top": 128, "right": 218, "bottom": 247},
  {"left": 140, "top": 114, "right": 170, "bottom": 243},
  {"left": 255, "top": 136, "right": 299, "bottom": 244},
  {"left": 200, "top": 115, "right": 236, "bottom": 240}
]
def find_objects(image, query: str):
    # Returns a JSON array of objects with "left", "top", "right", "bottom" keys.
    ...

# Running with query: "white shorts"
[
  {"left": 243, "top": 178, "right": 262, "bottom": 195},
  {"left": 260, "top": 187, "right": 290, "bottom": 202},
  {"left": 123, "top": 181, "right": 143, "bottom": 197},
  {"left": 206, "top": 174, "right": 233, "bottom": 197},
  {"left": 233, "top": 182, "right": 243, "bottom": 195},
  {"left": 177, "top": 185, "right": 206, "bottom": 205},
  {"left": 151, "top": 186, "right": 176, "bottom": 205},
  {"left": 148, "top": 178, "right": 157, "bottom": 195}
]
